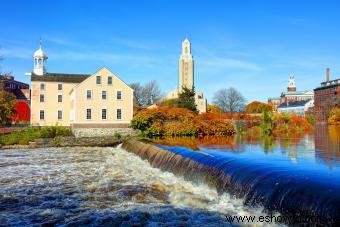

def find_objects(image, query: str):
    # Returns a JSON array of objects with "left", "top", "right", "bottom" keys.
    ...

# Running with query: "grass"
[{"left": 0, "top": 126, "right": 73, "bottom": 146}]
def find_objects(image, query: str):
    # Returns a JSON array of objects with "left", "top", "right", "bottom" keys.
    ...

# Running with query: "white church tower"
[
  {"left": 179, "top": 38, "right": 194, "bottom": 92},
  {"left": 287, "top": 75, "right": 296, "bottom": 92},
  {"left": 33, "top": 41, "right": 48, "bottom": 76}
]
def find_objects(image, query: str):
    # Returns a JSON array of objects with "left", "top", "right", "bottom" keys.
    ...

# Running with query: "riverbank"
[{"left": 0, "top": 136, "right": 127, "bottom": 149}]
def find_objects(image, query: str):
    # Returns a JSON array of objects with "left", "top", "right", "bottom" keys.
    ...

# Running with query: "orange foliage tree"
[
  {"left": 130, "top": 106, "right": 235, "bottom": 137},
  {"left": 245, "top": 101, "right": 273, "bottom": 113}
]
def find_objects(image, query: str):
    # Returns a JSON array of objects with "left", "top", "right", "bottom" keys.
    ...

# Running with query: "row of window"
[
  {"left": 86, "top": 109, "right": 122, "bottom": 120},
  {"left": 40, "top": 83, "right": 63, "bottom": 91},
  {"left": 39, "top": 90, "right": 122, "bottom": 103},
  {"left": 96, "top": 76, "right": 113, "bottom": 85},
  {"left": 86, "top": 90, "right": 122, "bottom": 100},
  {"left": 39, "top": 109, "right": 122, "bottom": 120},
  {"left": 40, "top": 110, "right": 63, "bottom": 120},
  {"left": 39, "top": 76, "right": 115, "bottom": 92},
  {"left": 40, "top": 94, "right": 63, "bottom": 102}
]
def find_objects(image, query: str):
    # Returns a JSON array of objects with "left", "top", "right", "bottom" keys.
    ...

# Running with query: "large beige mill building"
[{"left": 28, "top": 44, "right": 134, "bottom": 136}]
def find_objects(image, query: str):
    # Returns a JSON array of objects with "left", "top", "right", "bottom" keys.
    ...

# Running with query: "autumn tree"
[
  {"left": 328, "top": 107, "right": 340, "bottom": 125},
  {"left": 213, "top": 87, "right": 246, "bottom": 113},
  {"left": 0, "top": 90, "right": 16, "bottom": 125},
  {"left": 130, "top": 80, "right": 163, "bottom": 106},
  {"left": 245, "top": 101, "right": 273, "bottom": 113},
  {"left": 207, "top": 104, "right": 222, "bottom": 113}
]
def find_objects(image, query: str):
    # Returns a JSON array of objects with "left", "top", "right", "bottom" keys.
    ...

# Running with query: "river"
[{"left": 0, "top": 126, "right": 339, "bottom": 226}]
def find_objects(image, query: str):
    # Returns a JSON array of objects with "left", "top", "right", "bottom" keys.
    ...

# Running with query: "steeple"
[
  {"left": 179, "top": 38, "right": 194, "bottom": 91},
  {"left": 33, "top": 39, "right": 48, "bottom": 76},
  {"left": 287, "top": 75, "right": 296, "bottom": 92}
]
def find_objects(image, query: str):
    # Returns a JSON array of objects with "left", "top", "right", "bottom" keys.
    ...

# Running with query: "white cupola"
[{"left": 33, "top": 41, "right": 48, "bottom": 75}]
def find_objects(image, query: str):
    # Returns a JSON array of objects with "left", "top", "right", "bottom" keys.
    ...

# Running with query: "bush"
[
  {"left": 130, "top": 106, "right": 235, "bottom": 137},
  {"left": 0, "top": 126, "right": 73, "bottom": 146}
]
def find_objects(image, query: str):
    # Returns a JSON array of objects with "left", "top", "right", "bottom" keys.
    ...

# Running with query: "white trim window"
[
  {"left": 86, "top": 90, "right": 92, "bottom": 100},
  {"left": 40, "top": 94, "right": 45, "bottom": 102},
  {"left": 108, "top": 76, "right": 112, "bottom": 85},
  {"left": 116, "top": 90, "right": 122, "bottom": 100},
  {"left": 40, "top": 83, "right": 45, "bottom": 91},
  {"left": 102, "top": 109, "right": 107, "bottom": 120},
  {"left": 40, "top": 110, "right": 45, "bottom": 120},
  {"left": 57, "top": 110, "right": 63, "bottom": 120},
  {"left": 57, "top": 83, "right": 63, "bottom": 91},
  {"left": 102, "top": 90, "right": 107, "bottom": 100},
  {"left": 86, "top": 109, "right": 92, "bottom": 120},
  {"left": 96, "top": 76, "right": 101, "bottom": 85},
  {"left": 58, "top": 94, "right": 62, "bottom": 102},
  {"left": 116, "top": 108, "right": 122, "bottom": 120}
]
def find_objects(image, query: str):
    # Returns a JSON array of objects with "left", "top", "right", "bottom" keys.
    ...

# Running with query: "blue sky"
[{"left": 1, "top": 0, "right": 340, "bottom": 103}]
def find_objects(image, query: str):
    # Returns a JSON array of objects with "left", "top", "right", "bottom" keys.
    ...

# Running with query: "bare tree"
[
  {"left": 130, "top": 82, "right": 144, "bottom": 106},
  {"left": 130, "top": 80, "right": 163, "bottom": 106},
  {"left": 142, "top": 80, "right": 163, "bottom": 105},
  {"left": 213, "top": 87, "right": 246, "bottom": 112}
]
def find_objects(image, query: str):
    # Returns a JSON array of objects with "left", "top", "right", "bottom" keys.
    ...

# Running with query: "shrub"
[
  {"left": 0, "top": 126, "right": 73, "bottom": 145},
  {"left": 130, "top": 106, "right": 235, "bottom": 137}
]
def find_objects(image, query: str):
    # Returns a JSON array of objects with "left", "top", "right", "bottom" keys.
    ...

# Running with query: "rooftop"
[
  {"left": 31, "top": 72, "right": 90, "bottom": 83},
  {"left": 315, "top": 78, "right": 340, "bottom": 91},
  {"left": 281, "top": 90, "right": 313, "bottom": 96},
  {"left": 278, "top": 99, "right": 312, "bottom": 108}
]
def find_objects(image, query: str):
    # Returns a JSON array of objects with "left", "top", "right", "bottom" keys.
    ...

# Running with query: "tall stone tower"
[
  {"left": 179, "top": 38, "right": 194, "bottom": 92},
  {"left": 287, "top": 75, "right": 296, "bottom": 92}
]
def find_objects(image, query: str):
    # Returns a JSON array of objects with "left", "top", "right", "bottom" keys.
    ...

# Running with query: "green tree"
[
  {"left": 0, "top": 90, "right": 16, "bottom": 125},
  {"left": 177, "top": 86, "right": 198, "bottom": 113}
]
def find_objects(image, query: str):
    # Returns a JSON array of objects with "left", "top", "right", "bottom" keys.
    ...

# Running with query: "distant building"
[
  {"left": 277, "top": 99, "right": 314, "bottom": 116},
  {"left": 167, "top": 38, "right": 207, "bottom": 113},
  {"left": 268, "top": 75, "right": 314, "bottom": 114},
  {"left": 28, "top": 44, "right": 134, "bottom": 132},
  {"left": 268, "top": 97, "right": 281, "bottom": 111},
  {"left": 0, "top": 74, "right": 30, "bottom": 123},
  {"left": 314, "top": 68, "right": 340, "bottom": 122}
]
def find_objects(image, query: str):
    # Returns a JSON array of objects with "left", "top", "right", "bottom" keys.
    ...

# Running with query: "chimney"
[{"left": 326, "top": 68, "right": 330, "bottom": 82}]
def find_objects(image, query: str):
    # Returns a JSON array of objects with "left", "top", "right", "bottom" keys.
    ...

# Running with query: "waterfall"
[{"left": 122, "top": 139, "right": 340, "bottom": 225}]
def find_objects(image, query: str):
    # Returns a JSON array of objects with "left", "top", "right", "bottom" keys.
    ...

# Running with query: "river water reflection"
[{"left": 155, "top": 125, "right": 340, "bottom": 171}]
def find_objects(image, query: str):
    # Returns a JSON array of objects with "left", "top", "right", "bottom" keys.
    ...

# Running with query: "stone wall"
[{"left": 72, "top": 127, "right": 136, "bottom": 138}]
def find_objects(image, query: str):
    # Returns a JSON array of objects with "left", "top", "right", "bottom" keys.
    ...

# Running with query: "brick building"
[
  {"left": 314, "top": 68, "right": 340, "bottom": 122},
  {"left": 268, "top": 75, "right": 314, "bottom": 113}
]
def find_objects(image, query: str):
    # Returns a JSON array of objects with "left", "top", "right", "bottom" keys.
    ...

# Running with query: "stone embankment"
[{"left": 1, "top": 136, "right": 128, "bottom": 149}]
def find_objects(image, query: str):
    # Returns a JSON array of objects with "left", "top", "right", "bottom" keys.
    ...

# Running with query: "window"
[
  {"left": 57, "top": 110, "right": 62, "bottom": 120},
  {"left": 117, "top": 91, "right": 122, "bottom": 100},
  {"left": 87, "top": 90, "right": 92, "bottom": 99},
  {"left": 102, "top": 109, "right": 107, "bottom": 120},
  {"left": 108, "top": 76, "right": 112, "bottom": 85},
  {"left": 102, "top": 90, "right": 107, "bottom": 100},
  {"left": 58, "top": 95, "right": 62, "bottom": 102},
  {"left": 40, "top": 83, "right": 45, "bottom": 90},
  {"left": 96, "top": 76, "right": 101, "bottom": 84},
  {"left": 58, "top": 83, "right": 63, "bottom": 90},
  {"left": 86, "top": 109, "right": 92, "bottom": 119},
  {"left": 117, "top": 109, "right": 122, "bottom": 120},
  {"left": 40, "top": 110, "right": 45, "bottom": 120},
  {"left": 40, "top": 94, "right": 45, "bottom": 102}
]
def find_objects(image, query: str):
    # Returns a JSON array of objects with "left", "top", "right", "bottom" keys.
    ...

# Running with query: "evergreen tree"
[{"left": 177, "top": 86, "right": 198, "bottom": 113}]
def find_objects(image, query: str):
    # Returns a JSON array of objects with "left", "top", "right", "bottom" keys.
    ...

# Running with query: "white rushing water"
[{"left": 0, "top": 145, "right": 283, "bottom": 226}]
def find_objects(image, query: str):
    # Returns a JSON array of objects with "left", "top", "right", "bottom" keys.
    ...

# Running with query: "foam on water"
[{"left": 0, "top": 146, "right": 281, "bottom": 226}]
